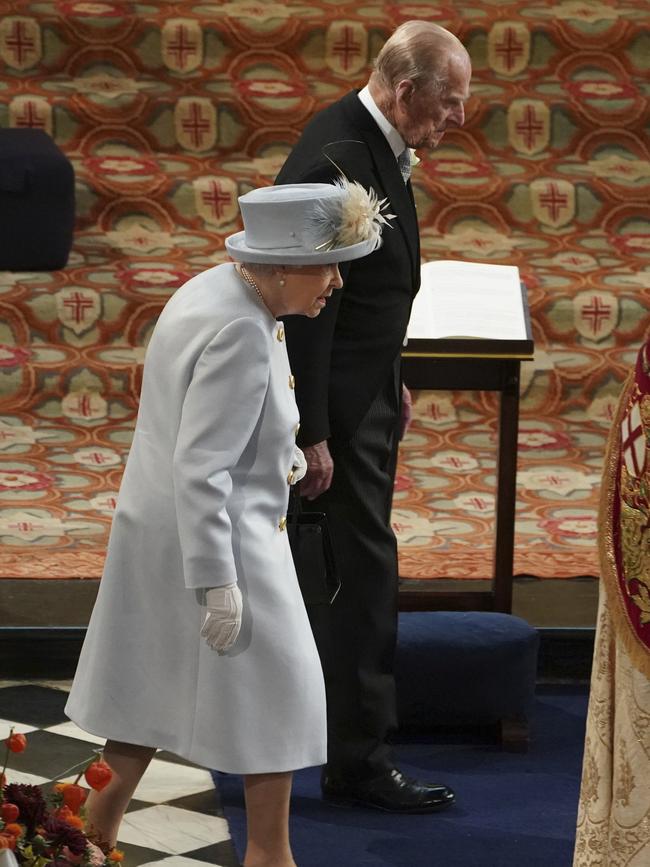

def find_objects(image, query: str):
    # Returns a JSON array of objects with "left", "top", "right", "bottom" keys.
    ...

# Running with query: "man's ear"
[{"left": 395, "top": 79, "right": 415, "bottom": 106}]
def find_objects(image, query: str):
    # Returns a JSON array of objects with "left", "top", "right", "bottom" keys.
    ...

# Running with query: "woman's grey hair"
[
  {"left": 241, "top": 262, "right": 275, "bottom": 276},
  {"left": 373, "top": 21, "right": 465, "bottom": 95}
]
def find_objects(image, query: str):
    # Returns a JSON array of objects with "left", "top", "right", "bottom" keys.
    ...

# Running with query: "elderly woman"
[{"left": 65, "top": 180, "right": 392, "bottom": 867}]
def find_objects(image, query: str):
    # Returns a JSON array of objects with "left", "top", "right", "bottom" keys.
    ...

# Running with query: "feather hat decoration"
[{"left": 309, "top": 174, "right": 395, "bottom": 253}]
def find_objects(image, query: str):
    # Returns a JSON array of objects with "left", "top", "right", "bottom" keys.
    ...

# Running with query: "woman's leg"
[
  {"left": 85, "top": 740, "right": 157, "bottom": 849},
  {"left": 242, "top": 772, "right": 296, "bottom": 867}
]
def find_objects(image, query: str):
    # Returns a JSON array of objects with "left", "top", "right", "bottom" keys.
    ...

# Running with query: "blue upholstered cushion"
[{"left": 395, "top": 612, "right": 539, "bottom": 727}]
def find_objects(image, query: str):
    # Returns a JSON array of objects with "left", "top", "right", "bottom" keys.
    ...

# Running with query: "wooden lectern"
[{"left": 400, "top": 262, "right": 534, "bottom": 614}]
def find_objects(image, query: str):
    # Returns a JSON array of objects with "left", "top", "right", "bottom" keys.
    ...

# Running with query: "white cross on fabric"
[{"left": 397, "top": 149, "right": 412, "bottom": 184}]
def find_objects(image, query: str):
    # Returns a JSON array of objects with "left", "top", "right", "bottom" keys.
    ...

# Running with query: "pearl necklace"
[{"left": 239, "top": 265, "right": 266, "bottom": 306}]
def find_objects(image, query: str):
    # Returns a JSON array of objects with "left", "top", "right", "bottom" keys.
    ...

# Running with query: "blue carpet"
[{"left": 214, "top": 686, "right": 587, "bottom": 867}]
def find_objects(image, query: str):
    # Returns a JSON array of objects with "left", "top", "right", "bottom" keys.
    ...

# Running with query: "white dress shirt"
[{"left": 358, "top": 85, "right": 406, "bottom": 161}]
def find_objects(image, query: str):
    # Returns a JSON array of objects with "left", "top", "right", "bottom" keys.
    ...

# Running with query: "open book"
[{"left": 407, "top": 260, "right": 531, "bottom": 351}]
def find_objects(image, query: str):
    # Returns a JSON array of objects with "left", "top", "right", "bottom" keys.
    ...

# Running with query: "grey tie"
[{"left": 397, "top": 149, "right": 411, "bottom": 184}]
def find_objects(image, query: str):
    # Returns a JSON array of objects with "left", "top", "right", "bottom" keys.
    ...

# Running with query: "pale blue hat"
[{"left": 225, "top": 180, "right": 393, "bottom": 265}]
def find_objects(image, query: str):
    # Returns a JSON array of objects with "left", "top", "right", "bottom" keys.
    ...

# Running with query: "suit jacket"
[{"left": 276, "top": 90, "right": 421, "bottom": 446}]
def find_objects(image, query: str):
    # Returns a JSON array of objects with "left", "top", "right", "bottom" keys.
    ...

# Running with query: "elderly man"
[{"left": 277, "top": 21, "right": 472, "bottom": 813}]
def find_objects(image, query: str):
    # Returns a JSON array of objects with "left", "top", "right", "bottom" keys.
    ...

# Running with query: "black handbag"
[{"left": 287, "top": 487, "right": 340, "bottom": 605}]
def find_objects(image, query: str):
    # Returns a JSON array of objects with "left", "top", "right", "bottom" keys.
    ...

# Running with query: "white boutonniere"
[{"left": 409, "top": 149, "right": 421, "bottom": 167}]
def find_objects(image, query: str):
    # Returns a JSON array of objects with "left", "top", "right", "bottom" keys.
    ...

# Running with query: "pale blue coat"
[{"left": 66, "top": 263, "right": 326, "bottom": 774}]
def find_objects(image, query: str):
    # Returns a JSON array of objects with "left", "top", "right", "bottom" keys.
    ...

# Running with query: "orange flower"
[
  {"left": 62, "top": 783, "right": 87, "bottom": 814},
  {"left": 2, "top": 824, "right": 22, "bottom": 837},
  {"left": 54, "top": 782, "right": 67, "bottom": 794},
  {"left": 66, "top": 814, "right": 85, "bottom": 830},
  {"left": 0, "top": 803, "right": 19, "bottom": 823},
  {"left": 0, "top": 833, "right": 16, "bottom": 850},
  {"left": 84, "top": 760, "right": 112, "bottom": 792},
  {"left": 5, "top": 732, "right": 27, "bottom": 753},
  {"left": 108, "top": 850, "right": 124, "bottom": 862}
]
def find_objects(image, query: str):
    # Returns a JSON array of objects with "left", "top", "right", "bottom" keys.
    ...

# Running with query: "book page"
[{"left": 407, "top": 260, "right": 527, "bottom": 341}]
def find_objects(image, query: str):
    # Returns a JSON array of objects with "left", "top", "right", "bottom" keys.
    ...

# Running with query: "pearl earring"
[{"left": 279, "top": 278, "right": 286, "bottom": 287}]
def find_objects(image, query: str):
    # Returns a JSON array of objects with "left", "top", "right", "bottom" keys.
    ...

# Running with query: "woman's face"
[{"left": 280, "top": 263, "right": 343, "bottom": 318}]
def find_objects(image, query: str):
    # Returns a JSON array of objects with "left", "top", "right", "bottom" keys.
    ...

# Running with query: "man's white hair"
[{"left": 373, "top": 21, "right": 468, "bottom": 95}]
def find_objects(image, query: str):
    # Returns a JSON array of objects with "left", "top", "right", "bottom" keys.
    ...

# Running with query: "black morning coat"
[{"left": 276, "top": 90, "right": 421, "bottom": 447}]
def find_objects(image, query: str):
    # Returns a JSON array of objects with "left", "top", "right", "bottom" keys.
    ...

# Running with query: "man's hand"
[
  {"left": 300, "top": 440, "right": 334, "bottom": 500},
  {"left": 400, "top": 384, "right": 413, "bottom": 440},
  {"left": 201, "top": 584, "right": 243, "bottom": 653}
]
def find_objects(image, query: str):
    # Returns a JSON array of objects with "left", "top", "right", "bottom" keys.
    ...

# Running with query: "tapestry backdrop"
[{"left": 0, "top": 0, "right": 648, "bottom": 580}]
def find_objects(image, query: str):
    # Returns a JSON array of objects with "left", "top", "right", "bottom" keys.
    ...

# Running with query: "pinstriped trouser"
[{"left": 305, "top": 356, "right": 401, "bottom": 775}]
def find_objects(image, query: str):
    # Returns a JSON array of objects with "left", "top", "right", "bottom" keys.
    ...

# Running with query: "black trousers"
[{"left": 305, "top": 358, "right": 401, "bottom": 776}]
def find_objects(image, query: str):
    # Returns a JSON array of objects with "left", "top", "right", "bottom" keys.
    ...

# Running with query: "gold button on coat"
[
  {"left": 279, "top": 516, "right": 287, "bottom": 531},
  {"left": 288, "top": 374, "right": 296, "bottom": 389},
  {"left": 287, "top": 469, "right": 295, "bottom": 485},
  {"left": 276, "top": 326, "right": 284, "bottom": 342}
]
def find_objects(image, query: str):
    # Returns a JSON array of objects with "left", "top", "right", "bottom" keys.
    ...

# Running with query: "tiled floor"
[{"left": 0, "top": 681, "right": 241, "bottom": 867}]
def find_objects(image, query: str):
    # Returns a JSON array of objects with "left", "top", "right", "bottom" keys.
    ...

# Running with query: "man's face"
[{"left": 394, "top": 54, "right": 471, "bottom": 150}]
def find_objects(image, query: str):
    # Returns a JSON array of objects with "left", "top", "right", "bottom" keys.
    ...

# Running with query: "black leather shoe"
[{"left": 321, "top": 767, "right": 455, "bottom": 813}]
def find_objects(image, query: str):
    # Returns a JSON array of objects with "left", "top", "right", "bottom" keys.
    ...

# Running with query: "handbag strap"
[{"left": 288, "top": 484, "right": 303, "bottom": 524}]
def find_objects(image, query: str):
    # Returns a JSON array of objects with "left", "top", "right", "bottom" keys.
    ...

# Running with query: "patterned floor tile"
[
  {"left": 0, "top": 683, "right": 241, "bottom": 867},
  {"left": 0, "top": 717, "right": 38, "bottom": 735},
  {"left": 118, "top": 805, "right": 230, "bottom": 854},
  {"left": 0, "top": 684, "right": 69, "bottom": 725},
  {"left": 12, "top": 728, "right": 102, "bottom": 780},
  {"left": 138, "top": 858, "right": 215, "bottom": 866},
  {"left": 45, "top": 719, "right": 105, "bottom": 744},
  {"left": 127, "top": 758, "right": 216, "bottom": 804}
]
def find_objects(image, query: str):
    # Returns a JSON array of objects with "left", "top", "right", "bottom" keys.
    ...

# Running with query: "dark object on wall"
[{"left": 0, "top": 129, "right": 75, "bottom": 270}]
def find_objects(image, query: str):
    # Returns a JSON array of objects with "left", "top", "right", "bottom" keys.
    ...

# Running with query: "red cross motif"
[
  {"left": 0, "top": 430, "right": 16, "bottom": 441},
  {"left": 468, "top": 497, "right": 490, "bottom": 511},
  {"left": 8, "top": 521, "right": 44, "bottom": 532},
  {"left": 15, "top": 100, "right": 46, "bottom": 129},
  {"left": 332, "top": 27, "right": 361, "bottom": 71},
  {"left": 441, "top": 457, "right": 465, "bottom": 469},
  {"left": 63, "top": 292, "right": 94, "bottom": 324},
  {"left": 515, "top": 105, "right": 544, "bottom": 150},
  {"left": 495, "top": 28, "right": 523, "bottom": 71},
  {"left": 622, "top": 402, "right": 645, "bottom": 478},
  {"left": 5, "top": 20, "right": 36, "bottom": 64},
  {"left": 87, "top": 452, "right": 111, "bottom": 465},
  {"left": 182, "top": 102, "right": 211, "bottom": 148},
  {"left": 539, "top": 475, "right": 566, "bottom": 487},
  {"left": 427, "top": 404, "right": 446, "bottom": 420},
  {"left": 201, "top": 181, "right": 232, "bottom": 219},
  {"left": 71, "top": 394, "right": 94, "bottom": 417},
  {"left": 167, "top": 24, "right": 197, "bottom": 69},
  {"left": 539, "top": 183, "right": 568, "bottom": 222},
  {"left": 581, "top": 296, "right": 611, "bottom": 335}
]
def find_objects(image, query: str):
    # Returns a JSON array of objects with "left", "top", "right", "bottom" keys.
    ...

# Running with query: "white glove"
[
  {"left": 292, "top": 446, "right": 308, "bottom": 484},
  {"left": 201, "top": 583, "right": 243, "bottom": 653}
]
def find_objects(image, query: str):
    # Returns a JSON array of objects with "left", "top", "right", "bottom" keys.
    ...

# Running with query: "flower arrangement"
[{"left": 0, "top": 728, "right": 123, "bottom": 866}]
